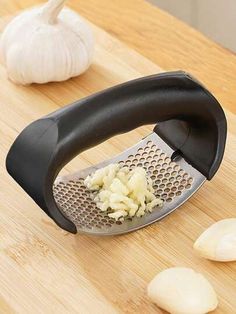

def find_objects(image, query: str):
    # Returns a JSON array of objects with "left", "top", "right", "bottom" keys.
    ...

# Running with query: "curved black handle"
[{"left": 6, "top": 71, "right": 227, "bottom": 233}]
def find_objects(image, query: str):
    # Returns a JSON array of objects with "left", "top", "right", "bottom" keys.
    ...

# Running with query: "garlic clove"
[
  {"left": 194, "top": 218, "right": 236, "bottom": 262},
  {"left": 0, "top": 0, "right": 94, "bottom": 85},
  {"left": 147, "top": 267, "right": 218, "bottom": 314}
]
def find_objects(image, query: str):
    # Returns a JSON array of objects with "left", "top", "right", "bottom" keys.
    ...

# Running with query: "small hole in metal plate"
[
  {"left": 188, "top": 177, "right": 193, "bottom": 184},
  {"left": 165, "top": 157, "right": 171, "bottom": 163},
  {"left": 174, "top": 165, "right": 180, "bottom": 170}
]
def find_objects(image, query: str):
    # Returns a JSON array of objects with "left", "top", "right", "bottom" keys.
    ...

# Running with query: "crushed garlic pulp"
[{"left": 84, "top": 164, "right": 163, "bottom": 221}]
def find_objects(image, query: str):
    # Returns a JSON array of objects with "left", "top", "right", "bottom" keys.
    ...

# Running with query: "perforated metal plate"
[{"left": 53, "top": 133, "right": 206, "bottom": 235}]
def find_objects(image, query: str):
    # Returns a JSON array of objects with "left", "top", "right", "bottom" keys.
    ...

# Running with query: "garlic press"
[{"left": 6, "top": 71, "right": 227, "bottom": 235}]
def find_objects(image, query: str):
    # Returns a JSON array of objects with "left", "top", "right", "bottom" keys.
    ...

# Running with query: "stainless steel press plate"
[{"left": 53, "top": 133, "right": 206, "bottom": 235}]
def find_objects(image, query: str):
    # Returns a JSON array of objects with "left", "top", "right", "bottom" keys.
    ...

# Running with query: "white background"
[{"left": 149, "top": 0, "right": 236, "bottom": 52}]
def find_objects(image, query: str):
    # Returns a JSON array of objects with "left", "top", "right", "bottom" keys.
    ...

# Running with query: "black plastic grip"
[{"left": 6, "top": 71, "right": 227, "bottom": 233}]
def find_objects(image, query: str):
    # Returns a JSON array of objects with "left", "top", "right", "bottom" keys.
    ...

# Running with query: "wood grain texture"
[
  {"left": 1, "top": 0, "right": 236, "bottom": 115},
  {"left": 0, "top": 6, "right": 236, "bottom": 314}
]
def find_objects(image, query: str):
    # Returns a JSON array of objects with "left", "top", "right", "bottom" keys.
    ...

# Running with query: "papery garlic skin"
[
  {"left": 147, "top": 267, "right": 218, "bottom": 314},
  {"left": 194, "top": 218, "right": 236, "bottom": 262},
  {"left": 0, "top": 0, "right": 94, "bottom": 85}
]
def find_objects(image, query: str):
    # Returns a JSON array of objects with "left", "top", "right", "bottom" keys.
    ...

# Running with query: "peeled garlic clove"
[
  {"left": 147, "top": 267, "right": 218, "bottom": 314},
  {"left": 194, "top": 218, "right": 236, "bottom": 262},
  {"left": 0, "top": 0, "right": 94, "bottom": 84}
]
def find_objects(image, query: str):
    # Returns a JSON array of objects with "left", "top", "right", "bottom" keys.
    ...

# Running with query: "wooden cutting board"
[{"left": 0, "top": 12, "right": 235, "bottom": 314}]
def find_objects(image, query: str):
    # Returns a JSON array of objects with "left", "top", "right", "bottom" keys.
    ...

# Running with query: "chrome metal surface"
[{"left": 53, "top": 133, "right": 206, "bottom": 235}]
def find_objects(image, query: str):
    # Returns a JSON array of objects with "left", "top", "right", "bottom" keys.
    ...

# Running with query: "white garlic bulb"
[
  {"left": 194, "top": 218, "right": 236, "bottom": 262},
  {"left": 0, "top": 0, "right": 94, "bottom": 84},
  {"left": 147, "top": 267, "right": 218, "bottom": 314}
]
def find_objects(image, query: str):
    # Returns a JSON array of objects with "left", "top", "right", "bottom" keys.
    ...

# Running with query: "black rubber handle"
[{"left": 6, "top": 71, "right": 227, "bottom": 233}]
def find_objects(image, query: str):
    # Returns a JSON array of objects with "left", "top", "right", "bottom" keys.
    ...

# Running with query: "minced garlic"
[{"left": 84, "top": 164, "right": 163, "bottom": 221}]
